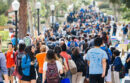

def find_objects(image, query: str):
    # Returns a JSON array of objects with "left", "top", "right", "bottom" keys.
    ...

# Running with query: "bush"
[
  {"left": 0, "top": 31, "right": 9, "bottom": 41},
  {"left": 99, "top": 3, "right": 109, "bottom": 9},
  {"left": 41, "top": 20, "right": 45, "bottom": 24}
]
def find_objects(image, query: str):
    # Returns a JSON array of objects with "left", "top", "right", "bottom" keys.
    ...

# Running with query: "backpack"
[
  {"left": 124, "top": 27, "right": 128, "bottom": 33},
  {"left": 46, "top": 61, "right": 60, "bottom": 83},
  {"left": 68, "top": 59, "right": 77, "bottom": 74},
  {"left": 16, "top": 51, "right": 25, "bottom": 75},
  {"left": 74, "top": 56, "right": 87, "bottom": 76},
  {"left": 24, "top": 37, "right": 31, "bottom": 46},
  {"left": 104, "top": 47, "right": 112, "bottom": 76}
]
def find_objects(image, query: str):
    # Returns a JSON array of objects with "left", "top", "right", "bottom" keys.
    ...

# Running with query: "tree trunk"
[
  {"left": 19, "top": 0, "right": 28, "bottom": 39},
  {"left": 28, "top": 2, "right": 34, "bottom": 36}
]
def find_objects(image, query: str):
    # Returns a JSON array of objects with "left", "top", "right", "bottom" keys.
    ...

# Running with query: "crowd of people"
[{"left": 0, "top": 5, "right": 130, "bottom": 83}]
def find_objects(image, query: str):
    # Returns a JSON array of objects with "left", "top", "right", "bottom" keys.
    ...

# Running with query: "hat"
[{"left": 19, "top": 40, "right": 25, "bottom": 44}]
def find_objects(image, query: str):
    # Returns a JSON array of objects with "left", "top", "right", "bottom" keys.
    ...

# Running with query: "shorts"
[
  {"left": 22, "top": 66, "right": 36, "bottom": 81},
  {"left": 21, "top": 74, "right": 36, "bottom": 81},
  {"left": 8, "top": 67, "right": 15, "bottom": 76},
  {"left": 105, "top": 65, "right": 112, "bottom": 82}
]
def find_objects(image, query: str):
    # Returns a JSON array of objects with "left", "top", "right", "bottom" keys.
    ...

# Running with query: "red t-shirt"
[
  {"left": 60, "top": 51, "right": 71, "bottom": 68},
  {"left": 5, "top": 51, "right": 16, "bottom": 68}
]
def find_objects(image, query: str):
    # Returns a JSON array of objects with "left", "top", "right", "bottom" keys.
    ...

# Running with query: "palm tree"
[{"left": 19, "top": 0, "right": 27, "bottom": 39}]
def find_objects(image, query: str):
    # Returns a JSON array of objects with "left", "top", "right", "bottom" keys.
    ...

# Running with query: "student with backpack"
[
  {"left": 54, "top": 46, "right": 68, "bottom": 73},
  {"left": 71, "top": 47, "right": 86, "bottom": 83},
  {"left": 43, "top": 50, "right": 63, "bottom": 83},
  {"left": 5, "top": 43, "right": 16, "bottom": 83},
  {"left": 60, "top": 44, "right": 72, "bottom": 83},
  {"left": 100, "top": 40, "right": 112, "bottom": 83},
  {"left": 21, "top": 45, "right": 37, "bottom": 83},
  {"left": 14, "top": 41, "right": 26, "bottom": 83},
  {"left": 23, "top": 34, "right": 32, "bottom": 47}
]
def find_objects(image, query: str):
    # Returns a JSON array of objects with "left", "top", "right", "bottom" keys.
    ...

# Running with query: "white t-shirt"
[{"left": 43, "top": 61, "right": 62, "bottom": 72}]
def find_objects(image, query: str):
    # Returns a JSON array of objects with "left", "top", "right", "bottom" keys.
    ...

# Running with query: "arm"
[
  {"left": 42, "top": 70, "right": 46, "bottom": 83},
  {"left": 87, "top": 61, "right": 90, "bottom": 66},
  {"left": 102, "top": 59, "right": 106, "bottom": 77},
  {"left": 64, "top": 59, "right": 69, "bottom": 72},
  {"left": 126, "top": 54, "right": 130, "bottom": 63}
]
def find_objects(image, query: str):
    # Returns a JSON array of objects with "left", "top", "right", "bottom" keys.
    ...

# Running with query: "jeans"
[
  {"left": 66, "top": 71, "right": 72, "bottom": 83},
  {"left": 89, "top": 74, "right": 104, "bottom": 83}
]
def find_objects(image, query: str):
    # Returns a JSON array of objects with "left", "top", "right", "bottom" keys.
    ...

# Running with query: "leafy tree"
[{"left": 0, "top": 1, "right": 8, "bottom": 15}]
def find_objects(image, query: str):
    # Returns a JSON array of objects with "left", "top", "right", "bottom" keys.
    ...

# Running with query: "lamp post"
[
  {"left": 36, "top": 2, "right": 41, "bottom": 35},
  {"left": 12, "top": 0, "right": 20, "bottom": 51},
  {"left": 50, "top": 4, "right": 55, "bottom": 29}
]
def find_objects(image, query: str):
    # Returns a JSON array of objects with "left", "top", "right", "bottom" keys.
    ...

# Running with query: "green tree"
[
  {"left": 0, "top": 15, "right": 8, "bottom": 26},
  {"left": 0, "top": 1, "right": 8, "bottom": 15}
]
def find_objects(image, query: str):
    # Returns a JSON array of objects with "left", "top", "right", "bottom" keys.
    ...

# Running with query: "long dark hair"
[
  {"left": 54, "top": 46, "right": 62, "bottom": 58},
  {"left": 25, "top": 45, "right": 35, "bottom": 61},
  {"left": 72, "top": 47, "right": 80, "bottom": 57}
]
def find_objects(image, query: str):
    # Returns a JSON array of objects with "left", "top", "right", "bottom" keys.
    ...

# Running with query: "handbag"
[
  {"left": 12, "top": 68, "right": 22, "bottom": 79},
  {"left": 60, "top": 73, "right": 70, "bottom": 83},
  {"left": 84, "top": 78, "right": 89, "bottom": 83}
]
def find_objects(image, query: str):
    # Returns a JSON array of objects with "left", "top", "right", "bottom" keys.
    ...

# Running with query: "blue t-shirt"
[
  {"left": 11, "top": 37, "right": 19, "bottom": 46},
  {"left": 86, "top": 48, "right": 108, "bottom": 74}
]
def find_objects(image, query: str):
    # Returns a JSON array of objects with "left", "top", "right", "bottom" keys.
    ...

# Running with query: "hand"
[
  {"left": 31, "top": 61, "right": 34, "bottom": 65},
  {"left": 101, "top": 72, "right": 105, "bottom": 78}
]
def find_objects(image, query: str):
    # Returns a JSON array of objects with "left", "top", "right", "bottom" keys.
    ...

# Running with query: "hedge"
[{"left": 0, "top": 31, "right": 9, "bottom": 41}]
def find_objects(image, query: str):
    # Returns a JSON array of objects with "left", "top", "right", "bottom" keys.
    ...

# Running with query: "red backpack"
[{"left": 46, "top": 61, "right": 60, "bottom": 83}]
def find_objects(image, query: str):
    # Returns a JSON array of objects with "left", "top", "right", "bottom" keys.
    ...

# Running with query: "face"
[
  {"left": 31, "top": 46, "right": 35, "bottom": 53},
  {"left": 8, "top": 44, "right": 13, "bottom": 50}
]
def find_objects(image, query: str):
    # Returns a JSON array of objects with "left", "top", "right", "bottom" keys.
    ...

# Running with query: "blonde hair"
[{"left": 40, "top": 45, "right": 46, "bottom": 52}]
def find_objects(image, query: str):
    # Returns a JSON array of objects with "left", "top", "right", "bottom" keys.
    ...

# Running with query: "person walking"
[
  {"left": 71, "top": 47, "right": 86, "bottom": 83},
  {"left": 21, "top": 45, "right": 36, "bottom": 83},
  {"left": 15, "top": 41, "right": 26, "bottom": 83},
  {"left": 42, "top": 50, "right": 63, "bottom": 83},
  {"left": 0, "top": 39, "right": 9, "bottom": 83},
  {"left": 85, "top": 37, "right": 108, "bottom": 83},
  {"left": 112, "top": 50, "right": 122, "bottom": 83},
  {"left": 5, "top": 43, "right": 16, "bottom": 83},
  {"left": 36, "top": 45, "right": 47, "bottom": 83},
  {"left": 60, "top": 44, "right": 72, "bottom": 83}
]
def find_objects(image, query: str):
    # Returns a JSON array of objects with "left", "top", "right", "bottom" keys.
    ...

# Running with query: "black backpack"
[
  {"left": 16, "top": 51, "right": 25, "bottom": 75},
  {"left": 73, "top": 56, "right": 87, "bottom": 76},
  {"left": 124, "top": 27, "right": 128, "bottom": 33}
]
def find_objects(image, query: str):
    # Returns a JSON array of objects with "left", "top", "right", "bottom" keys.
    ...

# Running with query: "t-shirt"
[
  {"left": 43, "top": 61, "right": 62, "bottom": 72},
  {"left": 86, "top": 48, "right": 108, "bottom": 74},
  {"left": 36, "top": 52, "right": 46, "bottom": 73},
  {"left": 60, "top": 51, "right": 71, "bottom": 68},
  {"left": 5, "top": 51, "right": 15, "bottom": 68}
]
